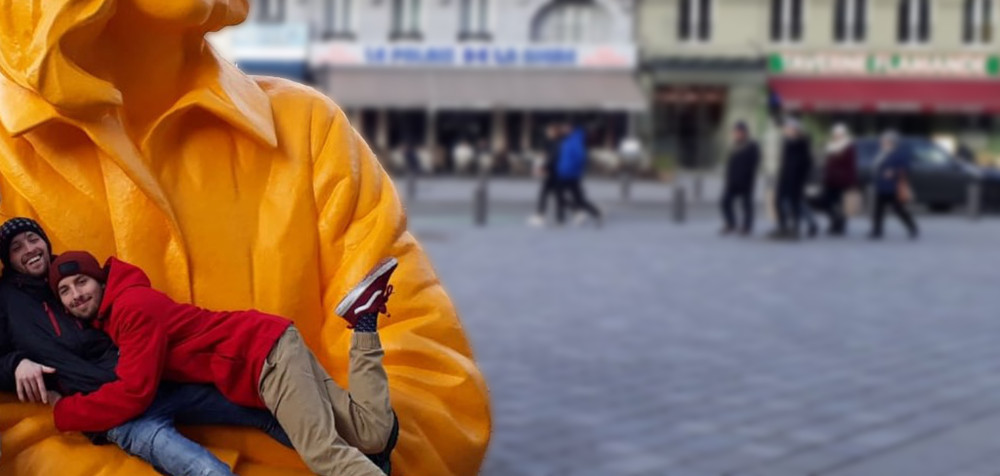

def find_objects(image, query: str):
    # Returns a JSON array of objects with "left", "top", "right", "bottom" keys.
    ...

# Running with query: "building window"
[
  {"left": 391, "top": 0, "right": 422, "bottom": 40},
  {"left": 257, "top": 0, "right": 286, "bottom": 23},
  {"left": 834, "top": 0, "right": 866, "bottom": 43},
  {"left": 460, "top": 0, "right": 491, "bottom": 41},
  {"left": 678, "top": 0, "right": 712, "bottom": 42},
  {"left": 964, "top": 0, "right": 994, "bottom": 44},
  {"left": 898, "top": 0, "right": 931, "bottom": 44},
  {"left": 323, "top": 0, "right": 353, "bottom": 39},
  {"left": 770, "top": 0, "right": 804, "bottom": 43},
  {"left": 531, "top": 0, "right": 612, "bottom": 44}
]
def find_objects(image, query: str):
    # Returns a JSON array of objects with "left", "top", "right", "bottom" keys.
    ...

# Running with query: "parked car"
[{"left": 853, "top": 137, "right": 1000, "bottom": 212}]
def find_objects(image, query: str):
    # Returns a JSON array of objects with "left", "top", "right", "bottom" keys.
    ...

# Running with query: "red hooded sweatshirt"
[{"left": 54, "top": 258, "right": 292, "bottom": 432}]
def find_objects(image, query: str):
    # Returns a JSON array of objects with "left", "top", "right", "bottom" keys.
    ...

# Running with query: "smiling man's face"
[
  {"left": 58, "top": 274, "right": 104, "bottom": 320},
  {"left": 9, "top": 232, "right": 51, "bottom": 278}
]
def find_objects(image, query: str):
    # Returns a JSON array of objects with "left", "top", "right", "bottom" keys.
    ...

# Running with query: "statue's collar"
[{"left": 0, "top": 48, "right": 277, "bottom": 150}]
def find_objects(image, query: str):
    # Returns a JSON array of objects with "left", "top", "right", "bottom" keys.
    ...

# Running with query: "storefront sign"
[
  {"left": 311, "top": 43, "right": 637, "bottom": 69},
  {"left": 769, "top": 53, "right": 1000, "bottom": 78}
]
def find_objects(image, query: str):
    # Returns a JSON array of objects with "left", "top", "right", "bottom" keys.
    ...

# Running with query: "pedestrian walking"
[
  {"left": 769, "top": 118, "right": 818, "bottom": 240},
  {"left": 528, "top": 123, "right": 566, "bottom": 227},
  {"left": 556, "top": 123, "right": 603, "bottom": 227},
  {"left": 869, "top": 131, "right": 919, "bottom": 240},
  {"left": 720, "top": 121, "right": 761, "bottom": 236},
  {"left": 813, "top": 123, "right": 858, "bottom": 236}
]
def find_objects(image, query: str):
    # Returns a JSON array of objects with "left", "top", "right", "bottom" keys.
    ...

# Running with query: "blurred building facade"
[
  {"left": 214, "top": 0, "right": 645, "bottom": 174},
  {"left": 639, "top": 0, "right": 1000, "bottom": 171}
]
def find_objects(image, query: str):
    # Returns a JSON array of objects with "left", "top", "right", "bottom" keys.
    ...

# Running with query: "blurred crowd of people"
[{"left": 721, "top": 119, "right": 919, "bottom": 241}]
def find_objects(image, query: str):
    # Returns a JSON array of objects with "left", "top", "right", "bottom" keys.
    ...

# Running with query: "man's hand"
[
  {"left": 14, "top": 359, "right": 56, "bottom": 404},
  {"left": 46, "top": 390, "right": 62, "bottom": 407}
]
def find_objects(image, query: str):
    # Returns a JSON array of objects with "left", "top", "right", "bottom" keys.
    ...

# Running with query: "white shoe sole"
[{"left": 335, "top": 257, "right": 399, "bottom": 317}]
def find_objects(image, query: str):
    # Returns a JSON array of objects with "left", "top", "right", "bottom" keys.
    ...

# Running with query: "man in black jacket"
[
  {"left": 528, "top": 122, "right": 566, "bottom": 227},
  {"left": 769, "top": 119, "right": 818, "bottom": 240},
  {"left": 720, "top": 121, "right": 761, "bottom": 236},
  {"left": 0, "top": 219, "right": 119, "bottom": 400},
  {"left": 0, "top": 218, "right": 293, "bottom": 475}
]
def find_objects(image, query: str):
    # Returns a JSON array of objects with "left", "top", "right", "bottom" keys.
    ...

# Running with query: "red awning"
[{"left": 770, "top": 77, "right": 1000, "bottom": 113}]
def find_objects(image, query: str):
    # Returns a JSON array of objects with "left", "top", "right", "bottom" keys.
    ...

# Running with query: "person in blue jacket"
[
  {"left": 556, "top": 122, "right": 603, "bottom": 227},
  {"left": 869, "top": 131, "right": 919, "bottom": 240}
]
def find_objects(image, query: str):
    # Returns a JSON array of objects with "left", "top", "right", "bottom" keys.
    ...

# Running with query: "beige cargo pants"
[{"left": 258, "top": 326, "right": 394, "bottom": 476}]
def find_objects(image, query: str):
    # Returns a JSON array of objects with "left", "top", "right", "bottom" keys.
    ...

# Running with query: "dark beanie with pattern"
[{"left": 0, "top": 217, "right": 52, "bottom": 268}]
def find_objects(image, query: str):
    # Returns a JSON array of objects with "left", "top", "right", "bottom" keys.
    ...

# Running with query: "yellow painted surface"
[{"left": 0, "top": 1, "right": 491, "bottom": 475}]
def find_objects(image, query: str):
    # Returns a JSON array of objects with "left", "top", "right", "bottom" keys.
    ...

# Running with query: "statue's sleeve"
[{"left": 309, "top": 103, "right": 491, "bottom": 476}]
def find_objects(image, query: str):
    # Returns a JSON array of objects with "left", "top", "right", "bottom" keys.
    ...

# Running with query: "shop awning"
[
  {"left": 238, "top": 60, "right": 309, "bottom": 82},
  {"left": 321, "top": 69, "right": 647, "bottom": 111},
  {"left": 770, "top": 78, "right": 1000, "bottom": 113}
]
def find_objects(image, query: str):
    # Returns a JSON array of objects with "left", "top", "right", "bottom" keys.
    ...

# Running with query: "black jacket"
[
  {"left": 0, "top": 269, "right": 118, "bottom": 395},
  {"left": 778, "top": 136, "right": 814, "bottom": 191},
  {"left": 544, "top": 138, "right": 561, "bottom": 178},
  {"left": 724, "top": 140, "right": 761, "bottom": 192}
]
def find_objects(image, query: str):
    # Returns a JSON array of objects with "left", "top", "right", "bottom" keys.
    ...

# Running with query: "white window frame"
[
  {"left": 772, "top": 0, "right": 805, "bottom": 44},
  {"left": 899, "top": 0, "right": 932, "bottom": 45},
  {"left": 679, "top": 0, "right": 713, "bottom": 44},
  {"left": 323, "top": 0, "right": 354, "bottom": 38},
  {"left": 566, "top": 3, "right": 591, "bottom": 43},
  {"left": 965, "top": 0, "right": 995, "bottom": 45},
  {"left": 257, "top": 0, "right": 286, "bottom": 24},
  {"left": 391, "top": 0, "right": 422, "bottom": 38},
  {"left": 835, "top": 0, "right": 867, "bottom": 45},
  {"left": 460, "top": 0, "right": 492, "bottom": 39}
]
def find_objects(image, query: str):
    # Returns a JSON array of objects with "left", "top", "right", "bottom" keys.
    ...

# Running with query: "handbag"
[{"left": 897, "top": 175, "right": 913, "bottom": 203}]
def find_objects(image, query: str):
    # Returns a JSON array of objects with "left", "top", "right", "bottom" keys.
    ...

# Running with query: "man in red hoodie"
[{"left": 48, "top": 251, "right": 399, "bottom": 476}]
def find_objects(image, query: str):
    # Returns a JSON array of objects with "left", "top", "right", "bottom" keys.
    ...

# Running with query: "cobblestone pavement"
[{"left": 413, "top": 207, "right": 1000, "bottom": 476}]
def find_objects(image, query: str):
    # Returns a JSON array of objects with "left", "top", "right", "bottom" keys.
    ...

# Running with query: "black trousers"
[
  {"left": 871, "top": 193, "right": 919, "bottom": 237},
  {"left": 536, "top": 176, "right": 560, "bottom": 215},
  {"left": 557, "top": 178, "right": 601, "bottom": 223},
  {"left": 775, "top": 185, "right": 804, "bottom": 233},
  {"left": 812, "top": 186, "right": 848, "bottom": 233},
  {"left": 776, "top": 183, "right": 819, "bottom": 234},
  {"left": 721, "top": 187, "right": 754, "bottom": 232}
]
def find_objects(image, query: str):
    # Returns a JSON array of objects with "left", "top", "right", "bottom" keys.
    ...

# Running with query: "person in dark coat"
[
  {"left": 813, "top": 123, "right": 858, "bottom": 235},
  {"left": 769, "top": 118, "right": 817, "bottom": 240},
  {"left": 528, "top": 122, "right": 566, "bottom": 227},
  {"left": 720, "top": 121, "right": 761, "bottom": 236},
  {"left": 869, "top": 131, "right": 919, "bottom": 240}
]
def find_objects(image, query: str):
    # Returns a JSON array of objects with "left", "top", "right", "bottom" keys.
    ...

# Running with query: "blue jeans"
[{"left": 106, "top": 383, "right": 292, "bottom": 476}]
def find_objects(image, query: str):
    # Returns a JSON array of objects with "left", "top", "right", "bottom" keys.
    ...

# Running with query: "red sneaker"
[{"left": 335, "top": 257, "right": 398, "bottom": 328}]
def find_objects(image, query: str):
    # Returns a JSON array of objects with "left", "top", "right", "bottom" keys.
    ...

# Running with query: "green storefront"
[{"left": 767, "top": 51, "right": 1000, "bottom": 166}]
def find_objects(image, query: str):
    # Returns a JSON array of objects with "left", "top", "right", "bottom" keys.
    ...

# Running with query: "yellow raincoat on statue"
[{"left": 0, "top": 1, "right": 490, "bottom": 475}]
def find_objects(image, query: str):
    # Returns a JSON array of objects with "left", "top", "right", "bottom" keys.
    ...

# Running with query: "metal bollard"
[
  {"left": 967, "top": 180, "right": 982, "bottom": 221},
  {"left": 474, "top": 175, "right": 488, "bottom": 227},
  {"left": 406, "top": 170, "right": 417, "bottom": 201},
  {"left": 672, "top": 185, "right": 686, "bottom": 223},
  {"left": 693, "top": 174, "right": 703, "bottom": 204},
  {"left": 620, "top": 167, "right": 632, "bottom": 202},
  {"left": 863, "top": 184, "right": 875, "bottom": 216}
]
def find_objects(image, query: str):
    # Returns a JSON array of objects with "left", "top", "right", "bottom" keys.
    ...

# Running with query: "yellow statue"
[{"left": 0, "top": 1, "right": 491, "bottom": 475}]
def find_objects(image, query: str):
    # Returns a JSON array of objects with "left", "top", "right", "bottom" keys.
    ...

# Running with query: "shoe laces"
[{"left": 376, "top": 284, "right": 394, "bottom": 317}]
